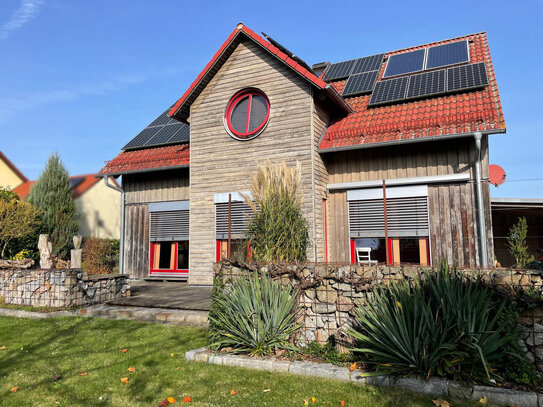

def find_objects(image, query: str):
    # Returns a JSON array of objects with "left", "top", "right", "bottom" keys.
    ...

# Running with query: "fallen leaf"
[
  {"left": 340, "top": 401, "right": 346, "bottom": 406},
  {"left": 0, "top": 346, "right": 6, "bottom": 350},
  {"left": 158, "top": 399, "right": 169, "bottom": 407},
  {"left": 128, "top": 367, "right": 135, "bottom": 373},
  {"left": 479, "top": 395, "right": 488, "bottom": 405},
  {"left": 10, "top": 386, "right": 18, "bottom": 393},
  {"left": 311, "top": 397, "right": 317, "bottom": 403},
  {"left": 120, "top": 349, "right": 128, "bottom": 353},
  {"left": 176, "top": 367, "right": 181, "bottom": 371},
  {"left": 78, "top": 372, "right": 88, "bottom": 376},
  {"left": 167, "top": 396, "right": 176, "bottom": 404},
  {"left": 349, "top": 362, "right": 357, "bottom": 371},
  {"left": 304, "top": 400, "right": 309, "bottom": 405},
  {"left": 230, "top": 389, "right": 237, "bottom": 395},
  {"left": 182, "top": 396, "right": 192, "bottom": 403},
  {"left": 121, "top": 377, "right": 129, "bottom": 384},
  {"left": 263, "top": 389, "right": 271, "bottom": 393},
  {"left": 433, "top": 399, "right": 451, "bottom": 407},
  {"left": 53, "top": 375, "right": 62, "bottom": 381}
]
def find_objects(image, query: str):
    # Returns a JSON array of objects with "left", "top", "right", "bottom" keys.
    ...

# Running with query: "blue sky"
[{"left": 0, "top": 0, "right": 541, "bottom": 197}]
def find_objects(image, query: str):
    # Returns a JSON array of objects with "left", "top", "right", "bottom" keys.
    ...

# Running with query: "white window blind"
[{"left": 149, "top": 201, "right": 189, "bottom": 242}]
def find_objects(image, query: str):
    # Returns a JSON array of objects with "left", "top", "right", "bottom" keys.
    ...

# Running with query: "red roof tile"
[
  {"left": 319, "top": 32, "right": 505, "bottom": 150},
  {"left": 13, "top": 174, "right": 101, "bottom": 199},
  {"left": 98, "top": 144, "right": 190, "bottom": 176}
]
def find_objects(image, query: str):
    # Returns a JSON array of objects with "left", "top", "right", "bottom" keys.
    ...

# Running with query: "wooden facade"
[{"left": 123, "top": 169, "right": 189, "bottom": 279}]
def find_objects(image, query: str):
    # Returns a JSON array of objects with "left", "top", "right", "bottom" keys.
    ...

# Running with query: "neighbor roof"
[
  {"left": 319, "top": 32, "right": 505, "bottom": 151},
  {"left": 13, "top": 174, "right": 102, "bottom": 199},
  {"left": 0, "top": 151, "right": 28, "bottom": 183}
]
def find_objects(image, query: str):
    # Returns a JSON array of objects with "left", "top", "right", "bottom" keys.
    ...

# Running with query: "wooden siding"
[
  {"left": 189, "top": 39, "right": 315, "bottom": 285},
  {"left": 123, "top": 169, "right": 189, "bottom": 204},
  {"left": 122, "top": 169, "right": 189, "bottom": 278},
  {"left": 324, "top": 136, "right": 494, "bottom": 266}
]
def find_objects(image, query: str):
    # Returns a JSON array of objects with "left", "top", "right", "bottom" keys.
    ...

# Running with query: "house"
[
  {"left": 0, "top": 151, "right": 28, "bottom": 190},
  {"left": 491, "top": 198, "right": 543, "bottom": 266},
  {"left": 99, "top": 23, "right": 505, "bottom": 284},
  {"left": 14, "top": 174, "right": 121, "bottom": 240}
]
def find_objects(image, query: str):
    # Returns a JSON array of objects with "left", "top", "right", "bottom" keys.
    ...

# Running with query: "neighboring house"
[
  {"left": 0, "top": 151, "right": 28, "bottom": 190},
  {"left": 14, "top": 174, "right": 121, "bottom": 239},
  {"left": 99, "top": 23, "right": 505, "bottom": 284},
  {"left": 491, "top": 198, "right": 543, "bottom": 267}
]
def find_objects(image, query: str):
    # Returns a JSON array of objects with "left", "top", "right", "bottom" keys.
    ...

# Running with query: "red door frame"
[{"left": 149, "top": 242, "right": 189, "bottom": 276}]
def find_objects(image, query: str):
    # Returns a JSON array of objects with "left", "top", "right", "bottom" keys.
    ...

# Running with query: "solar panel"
[
  {"left": 447, "top": 62, "right": 488, "bottom": 92},
  {"left": 383, "top": 49, "right": 425, "bottom": 78},
  {"left": 324, "top": 59, "right": 356, "bottom": 80},
  {"left": 122, "top": 108, "right": 190, "bottom": 150},
  {"left": 351, "top": 54, "right": 385, "bottom": 75},
  {"left": 369, "top": 76, "right": 409, "bottom": 105},
  {"left": 123, "top": 127, "right": 162, "bottom": 149},
  {"left": 406, "top": 69, "right": 446, "bottom": 99},
  {"left": 342, "top": 70, "right": 379, "bottom": 96},
  {"left": 426, "top": 41, "right": 469, "bottom": 69}
]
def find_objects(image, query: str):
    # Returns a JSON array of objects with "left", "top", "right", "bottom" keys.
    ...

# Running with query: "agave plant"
[
  {"left": 208, "top": 273, "right": 300, "bottom": 355},
  {"left": 347, "top": 262, "right": 517, "bottom": 383}
]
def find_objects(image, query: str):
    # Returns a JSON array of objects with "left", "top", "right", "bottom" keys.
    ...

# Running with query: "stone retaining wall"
[
  {"left": 215, "top": 260, "right": 543, "bottom": 371},
  {"left": 0, "top": 269, "right": 130, "bottom": 308}
]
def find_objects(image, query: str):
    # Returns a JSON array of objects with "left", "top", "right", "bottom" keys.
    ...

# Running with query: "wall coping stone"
[{"left": 185, "top": 347, "right": 543, "bottom": 407}]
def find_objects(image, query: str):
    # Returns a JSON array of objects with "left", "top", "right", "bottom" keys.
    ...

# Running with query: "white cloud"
[{"left": 0, "top": 0, "right": 45, "bottom": 40}]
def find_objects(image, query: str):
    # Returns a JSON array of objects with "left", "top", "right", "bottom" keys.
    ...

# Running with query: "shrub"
[
  {"left": 507, "top": 217, "right": 534, "bottom": 268},
  {"left": 29, "top": 153, "right": 79, "bottom": 259},
  {"left": 208, "top": 273, "right": 300, "bottom": 355},
  {"left": 82, "top": 238, "right": 119, "bottom": 274},
  {"left": 347, "top": 262, "right": 524, "bottom": 383},
  {"left": 242, "top": 161, "right": 310, "bottom": 262},
  {"left": 0, "top": 198, "right": 41, "bottom": 259}
]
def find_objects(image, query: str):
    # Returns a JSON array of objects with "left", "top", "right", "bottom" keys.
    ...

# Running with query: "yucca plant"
[
  {"left": 347, "top": 262, "right": 517, "bottom": 383},
  {"left": 242, "top": 161, "right": 309, "bottom": 262},
  {"left": 208, "top": 273, "right": 300, "bottom": 355}
]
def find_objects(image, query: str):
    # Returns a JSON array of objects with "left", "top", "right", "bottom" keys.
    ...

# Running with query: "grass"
[
  {"left": 0, "top": 303, "right": 76, "bottom": 313},
  {"left": 0, "top": 316, "right": 481, "bottom": 407}
]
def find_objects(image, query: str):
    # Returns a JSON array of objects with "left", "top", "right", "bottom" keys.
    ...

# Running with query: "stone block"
[
  {"left": 185, "top": 347, "right": 207, "bottom": 362},
  {"left": 208, "top": 354, "right": 224, "bottom": 366},
  {"left": 193, "top": 351, "right": 210, "bottom": 363},
  {"left": 447, "top": 382, "right": 472, "bottom": 399},
  {"left": 316, "top": 284, "right": 338, "bottom": 303},
  {"left": 391, "top": 377, "right": 448, "bottom": 396},
  {"left": 311, "top": 303, "right": 336, "bottom": 314},
  {"left": 349, "top": 372, "right": 369, "bottom": 385},
  {"left": 472, "top": 386, "right": 537, "bottom": 407},
  {"left": 289, "top": 361, "right": 317, "bottom": 376},
  {"left": 308, "top": 363, "right": 350, "bottom": 382}
]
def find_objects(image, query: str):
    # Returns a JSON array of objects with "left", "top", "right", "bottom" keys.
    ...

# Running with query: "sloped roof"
[
  {"left": 319, "top": 32, "right": 505, "bottom": 151},
  {"left": 0, "top": 151, "right": 28, "bottom": 183},
  {"left": 13, "top": 174, "right": 102, "bottom": 199},
  {"left": 97, "top": 144, "right": 190, "bottom": 176}
]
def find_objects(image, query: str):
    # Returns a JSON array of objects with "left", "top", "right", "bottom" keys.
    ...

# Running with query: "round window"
[{"left": 224, "top": 88, "right": 270, "bottom": 140}]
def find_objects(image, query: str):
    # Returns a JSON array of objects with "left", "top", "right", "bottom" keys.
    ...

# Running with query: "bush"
[
  {"left": 347, "top": 262, "right": 526, "bottom": 383},
  {"left": 29, "top": 153, "right": 79, "bottom": 259},
  {"left": 242, "top": 161, "right": 310, "bottom": 262},
  {"left": 0, "top": 198, "right": 41, "bottom": 259},
  {"left": 208, "top": 273, "right": 300, "bottom": 355},
  {"left": 82, "top": 238, "right": 119, "bottom": 274},
  {"left": 507, "top": 217, "right": 534, "bottom": 268}
]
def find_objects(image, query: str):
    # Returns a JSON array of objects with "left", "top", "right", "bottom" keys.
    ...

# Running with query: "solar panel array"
[
  {"left": 383, "top": 49, "right": 426, "bottom": 78},
  {"left": 342, "top": 70, "right": 380, "bottom": 96},
  {"left": 370, "top": 62, "right": 488, "bottom": 106},
  {"left": 123, "top": 109, "right": 190, "bottom": 150},
  {"left": 325, "top": 54, "right": 385, "bottom": 81}
]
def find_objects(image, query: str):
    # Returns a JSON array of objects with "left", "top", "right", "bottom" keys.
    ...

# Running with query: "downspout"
[
  {"left": 103, "top": 176, "right": 125, "bottom": 275},
  {"left": 473, "top": 132, "right": 488, "bottom": 267}
]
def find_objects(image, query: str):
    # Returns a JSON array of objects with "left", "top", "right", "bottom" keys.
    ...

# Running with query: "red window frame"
[
  {"left": 149, "top": 242, "right": 189, "bottom": 276},
  {"left": 225, "top": 88, "right": 270, "bottom": 140},
  {"left": 350, "top": 238, "right": 430, "bottom": 266}
]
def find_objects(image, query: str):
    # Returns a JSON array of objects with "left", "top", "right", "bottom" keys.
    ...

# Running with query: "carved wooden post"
[{"left": 38, "top": 234, "right": 53, "bottom": 269}]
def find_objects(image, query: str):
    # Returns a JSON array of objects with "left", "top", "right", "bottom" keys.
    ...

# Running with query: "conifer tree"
[{"left": 29, "top": 153, "right": 79, "bottom": 258}]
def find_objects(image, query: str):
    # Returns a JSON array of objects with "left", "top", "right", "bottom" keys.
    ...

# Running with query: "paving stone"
[{"left": 472, "top": 385, "right": 537, "bottom": 407}]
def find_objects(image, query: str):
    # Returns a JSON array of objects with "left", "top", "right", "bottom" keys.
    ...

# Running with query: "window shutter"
[
  {"left": 150, "top": 210, "right": 189, "bottom": 242},
  {"left": 349, "top": 196, "right": 429, "bottom": 238},
  {"left": 215, "top": 201, "right": 254, "bottom": 239}
]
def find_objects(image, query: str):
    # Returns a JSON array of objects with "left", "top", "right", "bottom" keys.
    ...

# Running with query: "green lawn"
[{"left": 0, "top": 316, "right": 479, "bottom": 406}]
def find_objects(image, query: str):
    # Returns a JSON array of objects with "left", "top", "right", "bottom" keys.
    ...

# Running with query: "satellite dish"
[{"left": 489, "top": 164, "right": 506, "bottom": 187}]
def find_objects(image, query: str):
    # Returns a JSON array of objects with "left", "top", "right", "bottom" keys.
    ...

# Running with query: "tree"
[
  {"left": 0, "top": 187, "right": 19, "bottom": 201},
  {"left": 29, "top": 153, "right": 80, "bottom": 259},
  {"left": 242, "top": 161, "right": 309, "bottom": 262},
  {"left": 0, "top": 198, "right": 40, "bottom": 258},
  {"left": 507, "top": 217, "right": 534, "bottom": 268}
]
